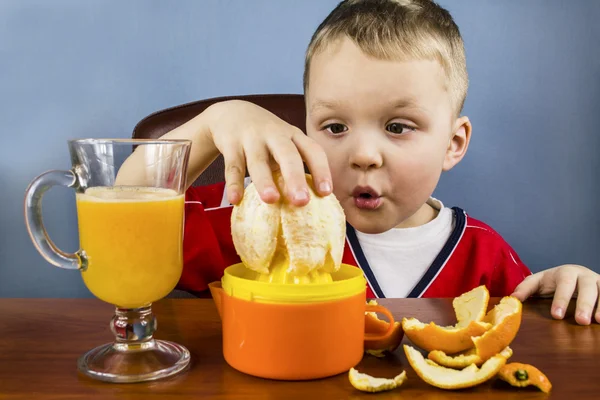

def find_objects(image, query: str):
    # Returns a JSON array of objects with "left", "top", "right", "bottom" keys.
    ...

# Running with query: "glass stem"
[{"left": 110, "top": 305, "right": 157, "bottom": 351}]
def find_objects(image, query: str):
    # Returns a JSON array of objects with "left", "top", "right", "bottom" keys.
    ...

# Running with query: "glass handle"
[{"left": 24, "top": 169, "right": 87, "bottom": 270}]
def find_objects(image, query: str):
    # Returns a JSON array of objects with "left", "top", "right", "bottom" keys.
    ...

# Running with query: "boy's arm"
[
  {"left": 115, "top": 105, "right": 220, "bottom": 189},
  {"left": 157, "top": 106, "right": 221, "bottom": 189},
  {"left": 162, "top": 100, "right": 332, "bottom": 204},
  {"left": 116, "top": 103, "right": 223, "bottom": 190},
  {"left": 118, "top": 100, "right": 333, "bottom": 205}
]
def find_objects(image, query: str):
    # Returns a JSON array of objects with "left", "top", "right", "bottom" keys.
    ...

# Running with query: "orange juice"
[{"left": 76, "top": 186, "right": 184, "bottom": 308}]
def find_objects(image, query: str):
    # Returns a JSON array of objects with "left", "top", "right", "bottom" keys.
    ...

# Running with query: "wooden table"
[{"left": 0, "top": 297, "right": 598, "bottom": 399}]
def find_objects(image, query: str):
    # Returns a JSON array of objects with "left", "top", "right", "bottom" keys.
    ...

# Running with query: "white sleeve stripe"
[
  {"left": 466, "top": 225, "right": 490, "bottom": 232},
  {"left": 509, "top": 251, "right": 518, "bottom": 266},
  {"left": 204, "top": 205, "right": 234, "bottom": 211}
]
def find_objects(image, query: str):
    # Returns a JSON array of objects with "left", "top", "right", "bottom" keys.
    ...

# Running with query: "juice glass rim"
[{"left": 68, "top": 138, "right": 192, "bottom": 146}]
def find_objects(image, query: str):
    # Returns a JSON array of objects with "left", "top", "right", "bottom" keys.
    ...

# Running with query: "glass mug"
[{"left": 24, "top": 139, "right": 192, "bottom": 383}]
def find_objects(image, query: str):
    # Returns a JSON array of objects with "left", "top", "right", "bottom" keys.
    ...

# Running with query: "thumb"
[{"left": 511, "top": 273, "right": 542, "bottom": 301}]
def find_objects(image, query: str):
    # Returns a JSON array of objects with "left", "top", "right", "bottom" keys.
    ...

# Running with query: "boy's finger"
[
  {"left": 574, "top": 275, "right": 597, "bottom": 325},
  {"left": 244, "top": 141, "right": 280, "bottom": 204},
  {"left": 551, "top": 271, "right": 577, "bottom": 320},
  {"left": 292, "top": 132, "right": 332, "bottom": 196},
  {"left": 511, "top": 274, "right": 540, "bottom": 301},
  {"left": 222, "top": 147, "right": 247, "bottom": 205},
  {"left": 267, "top": 137, "right": 310, "bottom": 207}
]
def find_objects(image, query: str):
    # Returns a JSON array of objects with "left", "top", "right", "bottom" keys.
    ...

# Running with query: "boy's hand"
[
  {"left": 511, "top": 265, "right": 600, "bottom": 325},
  {"left": 207, "top": 100, "right": 332, "bottom": 206}
]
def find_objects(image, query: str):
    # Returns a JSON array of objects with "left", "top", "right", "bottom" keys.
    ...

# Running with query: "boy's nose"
[{"left": 349, "top": 141, "right": 383, "bottom": 171}]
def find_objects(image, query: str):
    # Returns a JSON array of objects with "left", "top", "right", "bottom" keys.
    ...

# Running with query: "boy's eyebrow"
[
  {"left": 309, "top": 100, "right": 340, "bottom": 113},
  {"left": 391, "top": 98, "right": 425, "bottom": 111},
  {"left": 310, "top": 98, "right": 427, "bottom": 113}
]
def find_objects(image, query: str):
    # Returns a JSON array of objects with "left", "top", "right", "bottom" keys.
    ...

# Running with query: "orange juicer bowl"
[{"left": 208, "top": 263, "right": 396, "bottom": 380}]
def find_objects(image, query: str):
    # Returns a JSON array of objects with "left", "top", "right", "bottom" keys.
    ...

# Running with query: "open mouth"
[
  {"left": 352, "top": 186, "right": 382, "bottom": 210},
  {"left": 352, "top": 186, "right": 379, "bottom": 199}
]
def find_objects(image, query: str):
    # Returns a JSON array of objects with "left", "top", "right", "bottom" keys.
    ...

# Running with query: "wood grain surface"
[{"left": 0, "top": 297, "right": 597, "bottom": 399}]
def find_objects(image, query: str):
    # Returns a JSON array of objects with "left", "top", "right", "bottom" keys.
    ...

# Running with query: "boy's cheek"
[
  {"left": 397, "top": 164, "right": 441, "bottom": 196},
  {"left": 312, "top": 138, "right": 343, "bottom": 169},
  {"left": 388, "top": 153, "right": 443, "bottom": 195}
]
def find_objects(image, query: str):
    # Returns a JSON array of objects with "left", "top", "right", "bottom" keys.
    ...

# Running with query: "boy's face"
[{"left": 305, "top": 37, "right": 469, "bottom": 234}]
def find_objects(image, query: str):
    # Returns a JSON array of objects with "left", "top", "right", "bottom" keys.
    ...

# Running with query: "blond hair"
[{"left": 304, "top": 0, "right": 468, "bottom": 116}]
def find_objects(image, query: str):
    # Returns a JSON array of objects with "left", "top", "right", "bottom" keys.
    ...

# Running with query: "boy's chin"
[{"left": 346, "top": 212, "right": 400, "bottom": 234}]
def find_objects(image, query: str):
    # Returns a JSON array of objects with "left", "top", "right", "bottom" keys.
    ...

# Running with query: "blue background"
[{"left": 1, "top": 0, "right": 599, "bottom": 298}]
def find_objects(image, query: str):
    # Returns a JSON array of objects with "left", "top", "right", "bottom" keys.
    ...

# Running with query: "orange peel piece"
[
  {"left": 404, "top": 344, "right": 507, "bottom": 390},
  {"left": 453, "top": 285, "right": 490, "bottom": 325},
  {"left": 364, "top": 300, "right": 404, "bottom": 355},
  {"left": 497, "top": 362, "right": 552, "bottom": 393},
  {"left": 425, "top": 296, "right": 522, "bottom": 366},
  {"left": 348, "top": 367, "right": 407, "bottom": 393},
  {"left": 472, "top": 296, "right": 522, "bottom": 362},
  {"left": 428, "top": 346, "right": 513, "bottom": 369},
  {"left": 365, "top": 349, "right": 386, "bottom": 358},
  {"left": 402, "top": 285, "right": 492, "bottom": 353}
]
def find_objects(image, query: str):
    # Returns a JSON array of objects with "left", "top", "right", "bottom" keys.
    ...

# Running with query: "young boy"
[{"left": 155, "top": 0, "right": 599, "bottom": 325}]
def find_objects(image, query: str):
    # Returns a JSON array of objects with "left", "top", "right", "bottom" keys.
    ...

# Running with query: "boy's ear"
[{"left": 443, "top": 116, "right": 472, "bottom": 171}]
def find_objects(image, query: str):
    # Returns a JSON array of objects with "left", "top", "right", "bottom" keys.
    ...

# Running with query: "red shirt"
[{"left": 180, "top": 182, "right": 531, "bottom": 298}]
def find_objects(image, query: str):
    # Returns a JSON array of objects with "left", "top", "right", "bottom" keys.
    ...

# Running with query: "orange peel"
[
  {"left": 402, "top": 285, "right": 492, "bottom": 353},
  {"left": 472, "top": 296, "right": 522, "bottom": 362},
  {"left": 348, "top": 367, "right": 407, "bottom": 393},
  {"left": 364, "top": 300, "right": 404, "bottom": 355},
  {"left": 425, "top": 296, "right": 522, "bottom": 366},
  {"left": 404, "top": 344, "right": 507, "bottom": 390},
  {"left": 428, "top": 346, "right": 513, "bottom": 369},
  {"left": 497, "top": 362, "right": 552, "bottom": 393}
]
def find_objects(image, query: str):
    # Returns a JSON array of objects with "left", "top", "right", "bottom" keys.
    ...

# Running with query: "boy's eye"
[
  {"left": 386, "top": 122, "right": 415, "bottom": 135},
  {"left": 324, "top": 123, "right": 348, "bottom": 135}
]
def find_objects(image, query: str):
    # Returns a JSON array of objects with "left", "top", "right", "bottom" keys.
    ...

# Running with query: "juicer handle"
[
  {"left": 363, "top": 304, "right": 396, "bottom": 342},
  {"left": 24, "top": 169, "right": 88, "bottom": 271}
]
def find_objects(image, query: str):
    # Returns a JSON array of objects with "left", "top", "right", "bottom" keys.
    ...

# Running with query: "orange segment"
[
  {"left": 348, "top": 367, "right": 407, "bottom": 393},
  {"left": 497, "top": 362, "right": 552, "bottom": 393},
  {"left": 402, "top": 285, "right": 491, "bottom": 353},
  {"left": 404, "top": 344, "right": 507, "bottom": 390},
  {"left": 428, "top": 346, "right": 513, "bottom": 369}
]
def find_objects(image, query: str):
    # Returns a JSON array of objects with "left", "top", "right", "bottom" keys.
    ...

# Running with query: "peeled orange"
[{"left": 230, "top": 173, "right": 346, "bottom": 281}]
